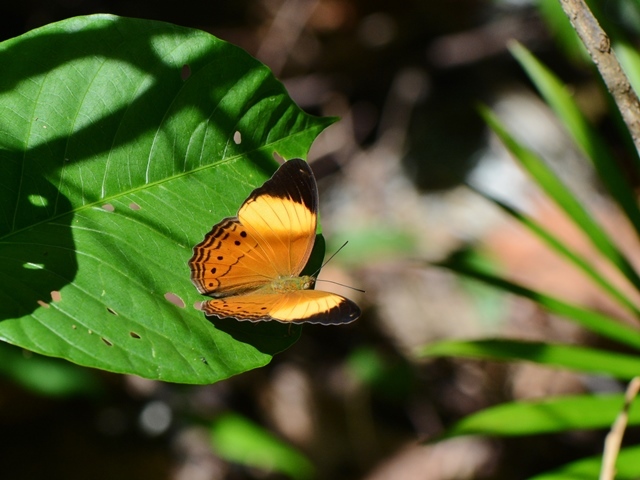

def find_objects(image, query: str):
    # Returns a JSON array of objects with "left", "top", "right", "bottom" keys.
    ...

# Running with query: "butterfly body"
[
  {"left": 189, "top": 159, "right": 360, "bottom": 325},
  {"left": 255, "top": 275, "right": 315, "bottom": 294}
]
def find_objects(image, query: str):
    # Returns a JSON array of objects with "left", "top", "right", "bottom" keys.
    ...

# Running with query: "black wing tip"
[{"left": 248, "top": 158, "right": 318, "bottom": 212}]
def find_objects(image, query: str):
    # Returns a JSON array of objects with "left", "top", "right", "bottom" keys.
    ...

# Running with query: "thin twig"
[
  {"left": 559, "top": 0, "right": 640, "bottom": 155},
  {"left": 600, "top": 376, "right": 640, "bottom": 480}
]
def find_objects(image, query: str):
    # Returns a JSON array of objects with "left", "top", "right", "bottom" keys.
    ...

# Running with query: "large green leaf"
[{"left": 0, "top": 15, "right": 334, "bottom": 383}]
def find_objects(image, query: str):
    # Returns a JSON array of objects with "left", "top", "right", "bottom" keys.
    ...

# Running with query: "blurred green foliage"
[{"left": 425, "top": 4, "right": 640, "bottom": 477}]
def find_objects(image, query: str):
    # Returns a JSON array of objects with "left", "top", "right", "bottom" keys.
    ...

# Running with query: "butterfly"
[{"left": 188, "top": 158, "right": 361, "bottom": 325}]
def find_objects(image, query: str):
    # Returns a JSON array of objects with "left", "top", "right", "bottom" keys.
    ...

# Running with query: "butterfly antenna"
[
  {"left": 313, "top": 241, "right": 366, "bottom": 293},
  {"left": 316, "top": 278, "right": 365, "bottom": 293},
  {"left": 312, "top": 241, "right": 349, "bottom": 277}
]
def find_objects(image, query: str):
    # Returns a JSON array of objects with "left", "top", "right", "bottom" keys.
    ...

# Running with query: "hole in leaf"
[
  {"left": 72, "top": 325, "right": 77, "bottom": 329},
  {"left": 28, "top": 194, "right": 48, "bottom": 207},
  {"left": 201, "top": 357, "right": 208, "bottom": 365},
  {"left": 181, "top": 64, "right": 191, "bottom": 80},
  {"left": 102, "top": 204, "right": 115, "bottom": 212},
  {"left": 164, "top": 292, "right": 185, "bottom": 308},
  {"left": 129, "top": 202, "right": 141, "bottom": 210},
  {"left": 23, "top": 262, "right": 44, "bottom": 270},
  {"left": 233, "top": 131, "right": 242, "bottom": 144},
  {"left": 102, "top": 338, "right": 113, "bottom": 347},
  {"left": 130, "top": 332, "right": 141, "bottom": 339},
  {"left": 107, "top": 307, "right": 118, "bottom": 316},
  {"left": 51, "top": 290, "right": 62, "bottom": 302},
  {"left": 193, "top": 301, "right": 204, "bottom": 311},
  {"left": 37, "top": 300, "right": 49, "bottom": 308}
]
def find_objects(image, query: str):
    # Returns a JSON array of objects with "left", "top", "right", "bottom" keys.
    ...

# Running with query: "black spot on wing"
[{"left": 246, "top": 159, "right": 318, "bottom": 213}]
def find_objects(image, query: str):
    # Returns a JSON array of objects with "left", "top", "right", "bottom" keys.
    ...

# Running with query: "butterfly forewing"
[
  {"left": 189, "top": 159, "right": 318, "bottom": 297},
  {"left": 240, "top": 158, "right": 318, "bottom": 276},
  {"left": 239, "top": 191, "right": 316, "bottom": 277}
]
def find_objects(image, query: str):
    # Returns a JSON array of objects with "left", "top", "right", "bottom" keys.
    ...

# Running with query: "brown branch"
[
  {"left": 559, "top": 0, "right": 640, "bottom": 153},
  {"left": 600, "top": 376, "right": 640, "bottom": 480}
]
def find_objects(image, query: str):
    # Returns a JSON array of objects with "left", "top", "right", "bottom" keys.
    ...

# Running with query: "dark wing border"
[{"left": 246, "top": 159, "right": 318, "bottom": 216}]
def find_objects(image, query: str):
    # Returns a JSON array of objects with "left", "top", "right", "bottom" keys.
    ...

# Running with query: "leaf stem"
[{"left": 600, "top": 377, "right": 640, "bottom": 480}]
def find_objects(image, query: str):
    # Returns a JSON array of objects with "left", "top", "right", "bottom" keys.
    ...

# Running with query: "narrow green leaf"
[
  {"left": 438, "top": 393, "right": 639, "bottom": 438},
  {"left": 510, "top": 42, "right": 640, "bottom": 232},
  {"left": 605, "top": 40, "right": 640, "bottom": 161},
  {"left": 617, "top": 40, "right": 640, "bottom": 98},
  {"left": 437, "top": 251, "right": 640, "bottom": 350},
  {"left": 0, "top": 15, "right": 334, "bottom": 383},
  {"left": 345, "top": 346, "right": 414, "bottom": 400},
  {"left": 471, "top": 187, "right": 640, "bottom": 317},
  {"left": 536, "top": 0, "right": 588, "bottom": 63},
  {"left": 211, "top": 412, "right": 315, "bottom": 480},
  {"left": 480, "top": 105, "right": 640, "bottom": 299},
  {"left": 0, "top": 343, "right": 101, "bottom": 397},
  {"left": 529, "top": 444, "right": 640, "bottom": 480},
  {"left": 420, "top": 339, "right": 640, "bottom": 380}
]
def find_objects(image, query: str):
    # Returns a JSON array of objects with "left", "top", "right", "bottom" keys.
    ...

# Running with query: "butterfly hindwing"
[{"left": 201, "top": 290, "right": 360, "bottom": 325}]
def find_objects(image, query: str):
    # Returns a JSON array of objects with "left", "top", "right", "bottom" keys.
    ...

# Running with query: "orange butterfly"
[{"left": 189, "top": 159, "right": 361, "bottom": 325}]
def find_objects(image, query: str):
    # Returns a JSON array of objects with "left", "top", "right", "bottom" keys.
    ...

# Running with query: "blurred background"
[{"left": 2, "top": 0, "right": 638, "bottom": 478}]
